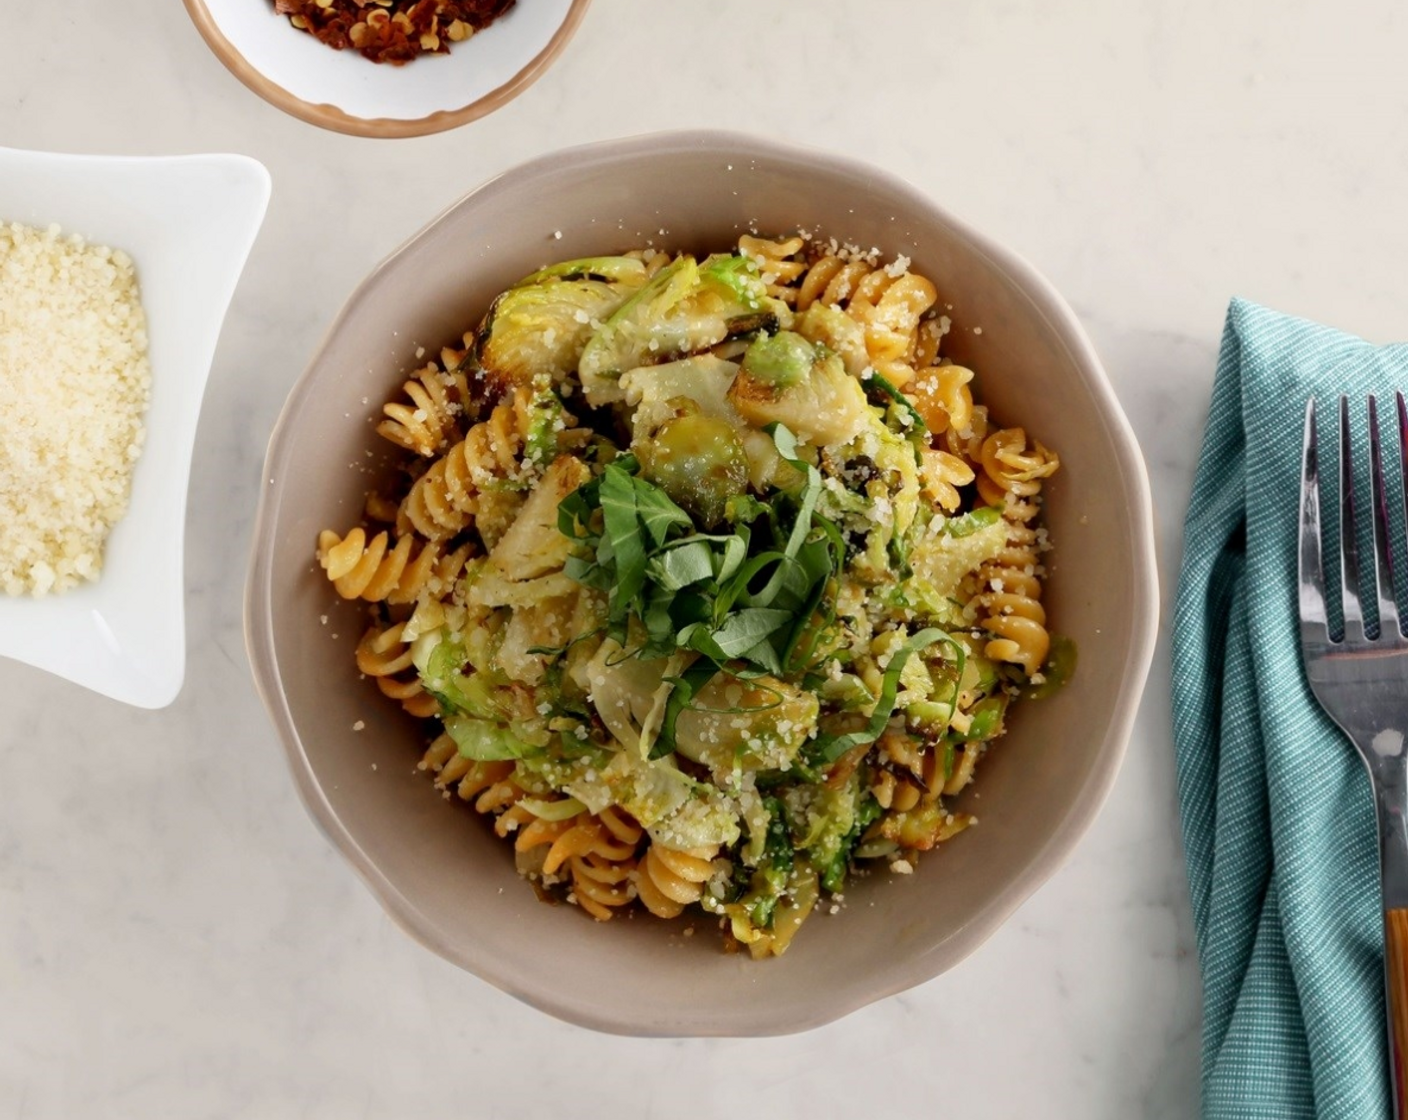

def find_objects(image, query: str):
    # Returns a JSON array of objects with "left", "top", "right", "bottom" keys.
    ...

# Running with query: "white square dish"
[{"left": 0, "top": 148, "right": 270, "bottom": 708}]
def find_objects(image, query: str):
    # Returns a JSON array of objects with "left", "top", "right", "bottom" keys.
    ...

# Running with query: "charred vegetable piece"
[
  {"left": 637, "top": 404, "right": 749, "bottom": 527},
  {"left": 579, "top": 257, "right": 700, "bottom": 405},
  {"left": 694, "top": 252, "right": 782, "bottom": 338},
  {"left": 514, "top": 256, "right": 648, "bottom": 287},
  {"left": 728, "top": 343, "right": 871, "bottom": 448},
  {"left": 578, "top": 254, "right": 784, "bottom": 406},
  {"left": 877, "top": 800, "right": 968, "bottom": 851},
  {"left": 477, "top": 279, "right": 639, "bottom": 393}
]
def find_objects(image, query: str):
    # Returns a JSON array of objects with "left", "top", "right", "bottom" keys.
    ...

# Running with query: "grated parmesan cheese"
[{"left": 0, "top": 221, "right": 151, "bottom": 596}]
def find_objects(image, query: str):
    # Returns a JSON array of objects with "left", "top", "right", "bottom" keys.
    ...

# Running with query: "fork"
[{"left": 1300, "top": 393, "right": 1408, "bottom": 1116}]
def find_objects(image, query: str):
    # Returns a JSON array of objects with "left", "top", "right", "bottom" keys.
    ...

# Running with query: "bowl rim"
[
  {"left": 181, "top": 0, "right": 592, "bottom": 139},
  {"left": 244, "top": 128, "right": 1161, "bottom": 1035}
]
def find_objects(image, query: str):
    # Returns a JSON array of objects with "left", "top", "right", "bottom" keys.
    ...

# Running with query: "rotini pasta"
[
  {"left": 907, "top": 363, "right": 974, "bottom": 435},
  {"left": 396, "top": 388, "right": 535, "bottom": 541},
  {"left": 318, "top": 528, "right": 472, "bottom": 603},
  {"left": 975, "top": 428, "right": 1060, "bottom": 675},
  {"left": 355, "top": 621, "right": 439, "bottom": 717},
  {"left": 635, "top": 844, "right": 717, "bottom": 920},
  {"left": 375, "top": 339, "right": 475, "bottom": 457},
  {"left": 770, "top": 242, "right": 939, "bottom": 388},
  {"left": 544, "top": 811, "right": 642, "bottom": 921},
  {"left": 314, "top": 236, "right": 1065, "bottom": 956},
  {"left": 918, "top": 448, "right": 976, "bottom": 513},
  {"left": 739, "top": 234, "right": 809, "bottom": 301}
]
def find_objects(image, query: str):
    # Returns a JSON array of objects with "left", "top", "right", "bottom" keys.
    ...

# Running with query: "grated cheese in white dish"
[{"left": 0, "top": 221, "right": 151, "bottom": 596}]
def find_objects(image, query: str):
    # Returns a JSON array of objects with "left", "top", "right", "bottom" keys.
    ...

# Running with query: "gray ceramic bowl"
[{"left": 246, "top": 131, "right": 1159, "bottom": 1036}]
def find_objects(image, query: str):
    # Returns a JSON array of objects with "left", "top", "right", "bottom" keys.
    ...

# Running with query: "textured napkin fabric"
[{"left": 1173, "top": 299, "right": 1403, "bottom": 1119}]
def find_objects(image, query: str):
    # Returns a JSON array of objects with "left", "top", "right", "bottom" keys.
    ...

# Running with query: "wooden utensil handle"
[{"left": 1388, "top": 909, "right": 1408, "bottom": 1118}]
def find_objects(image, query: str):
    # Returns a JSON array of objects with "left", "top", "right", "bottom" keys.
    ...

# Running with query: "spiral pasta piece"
[
  {"left": 420, "top": 738, "right": 515, "bottom": 802},
  {"left": 566, "top": 854, "right": 637, "bottom": 920},
  {"left": 376, "top": 352, "right": 473, "bottom": 457},
  {"left": 977, "top": 426, "right": 1059, "bottom": 506},
  {"left": 852, "top": 274, "right": 939, "bottom": 388},
  {"left": 317, "top": 528, "right": 472, "bottom": 604},
  {"left": 397, "top": 388, "right": 537, "bottom": 541},
  {"left": 872, "top": 729, "right": 940, "bottom": 813},
  {"left": 735, "top": 239, "right": 942, "bottom": 388},
  {"left": 906, "top": 364, "right": 974, "bottom": 436},
  {"left": 794, "top": 255, "right": 938, "bottom": 388},
  {"left": 634, "top": 843, "right": 717, "bottom": 920},
  {"left": 975, "top": 428, "right": 1060, "bottom": 675},
  {"left": 918, "top": 448, "right": 975, "bottom": 513},
  {"left": 913, "top": 313, "right": 951, "bottom": 369},
  {"left": 794, "top": 255, "right": 878, "bottom": 312},
  {"left": 420, "top": 752, "right": 578, "bottom": 851},
  {"left": 872, "top": 769, "right": 923, "bottom": 813},
  {"left": 944, "top": 402, "right": 992, "bottom": 463},
  {"left": 419, "top": 731, "right": 459, "bottom": 775},
  {"left": 543, "top": 808, "right": 644, "bottom": 921},
  {"left": 426, "top": 758, "right": 647, "bottom": 921},
  {"left": 474, "top": 769, "right": 532, "bottom": 816},
  {"left": 504, "top": 807, "right": 576, "bottom": 852},
  {"left": 355, "top": 621, "right": 439, "bottom": 717},
  {"left": 738, "top": 234, "right": 808, "bottom": 301}
]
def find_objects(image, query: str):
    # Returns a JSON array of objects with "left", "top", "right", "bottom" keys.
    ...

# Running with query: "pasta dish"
[{"left": 316, "top": 235, "right": 1064, "bottom": 956}]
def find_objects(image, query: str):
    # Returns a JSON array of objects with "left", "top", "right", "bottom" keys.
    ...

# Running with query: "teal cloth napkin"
[{"left": 1172, "top": 298, "right": 1402, "bottom": 1118}]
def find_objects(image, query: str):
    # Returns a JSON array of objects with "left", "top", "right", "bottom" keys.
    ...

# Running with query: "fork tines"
[{"left": 1299, "top": 392, "right": 1408, "bottom": 649}]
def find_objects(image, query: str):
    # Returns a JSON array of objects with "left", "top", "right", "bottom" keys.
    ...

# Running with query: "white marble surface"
[{"left": 4, "top": 1, "right": 1406, "bottom": 1115}]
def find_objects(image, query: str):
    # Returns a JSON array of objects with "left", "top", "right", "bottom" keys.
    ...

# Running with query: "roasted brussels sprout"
[
  {"left": 578, "top": 254, "right": 785, "bottom": 407},
  {"left": 739, "top": 330, "right": 814, "bottom": 389},
  {"left": 728, "top": 344, "right": 872, "bottom": 447},
  {"left": 477, "top": 278, "right": 639, "bottom": 393},
  {"left": 637, "top": 402, "right": 749, "bottom": 527},
  {"left": 513, "top": 256, "right": 648, "bottom": 287}
]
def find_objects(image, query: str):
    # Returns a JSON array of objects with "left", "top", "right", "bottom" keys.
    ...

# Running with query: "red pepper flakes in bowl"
[{"left": 271, "top": 0, "right": 517, "bottom": 65}]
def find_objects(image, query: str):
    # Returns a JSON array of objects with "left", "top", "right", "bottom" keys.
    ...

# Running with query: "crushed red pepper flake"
[{"left": 271, "top": 0, "right": 516, "bottom": 66}]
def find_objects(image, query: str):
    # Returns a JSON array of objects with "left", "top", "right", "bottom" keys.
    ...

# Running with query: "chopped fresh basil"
[{"left": 555, "top": 425, "right": 839, "bottom": 680}]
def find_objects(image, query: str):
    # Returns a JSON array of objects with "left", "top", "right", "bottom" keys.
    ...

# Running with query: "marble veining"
[{"left": 8, "top": 0, "right": 1404, "bottom": 1114}]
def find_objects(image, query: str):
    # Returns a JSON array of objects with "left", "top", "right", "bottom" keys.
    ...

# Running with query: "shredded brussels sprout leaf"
[
  {"left": 445, "top": 715, "right": 536, "bottom": 761},
  {"left": 655, "top": 657, "right": 723, "bottom": 760},
  {"left": 810, "top": 628, "right": 955, "bottom": 764}
]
